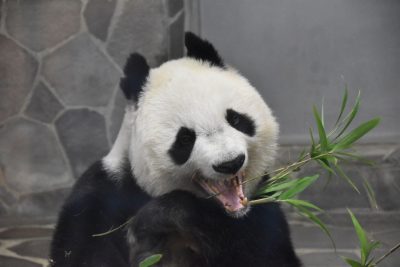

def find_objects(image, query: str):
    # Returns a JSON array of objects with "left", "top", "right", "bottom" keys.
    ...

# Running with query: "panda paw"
[{"left": 127, "top": 190, "right": 207, "bottom": 266}]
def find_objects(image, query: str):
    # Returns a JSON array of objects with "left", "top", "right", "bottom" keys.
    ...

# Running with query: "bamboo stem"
[
  {"left": 375, "top": 242, "right": 400, "bottom": 265},
  {"left": 92, "top": 217, "right": 134, "bottom": 237}
]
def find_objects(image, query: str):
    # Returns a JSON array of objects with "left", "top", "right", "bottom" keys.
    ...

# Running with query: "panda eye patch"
[
  {"left": 226, "top": 109, "right": 256, "bottom": 136},
  {"left": 168, "top": 127, "right": 196, "bottom": 165},
  {"left": 178, "top": 131, "right": 195, "bottom": 145}
]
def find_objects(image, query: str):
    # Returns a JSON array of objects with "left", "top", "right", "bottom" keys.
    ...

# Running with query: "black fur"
[
  {"left": 119, "top": 53, "right": 150, "bottom": 102},
  {"left": 168, "top": 127, "right": 196, "bottom": 165},
  {"left": 226, "top": 108, "right": 256, "bottom": 136},
  {"left": 129, "top": 190, "right": 301, "bottom": 267},
  {"left": 185, "top": 32, "right": 224, "bottom": 68},
  {"left": 50, "top": 161, "right": 300, "bottom": 267},
  {"left": 50, "top": 162, "right": 301, "bottom": 267},
  {"left": 50, "top": 161, "right": 150, "bottom": 267}
]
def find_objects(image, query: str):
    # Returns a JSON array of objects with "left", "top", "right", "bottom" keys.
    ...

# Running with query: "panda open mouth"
[{"left": 193, "top": 171, "right": 248, "bottom": 213}]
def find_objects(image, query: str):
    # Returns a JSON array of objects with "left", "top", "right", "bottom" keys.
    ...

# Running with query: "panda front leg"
[
  {"left": 128, "top": 190, "right": 301, "bottom": 267},
  {"left": 128, "top": 190, "right": 210, "bottom": 267}
]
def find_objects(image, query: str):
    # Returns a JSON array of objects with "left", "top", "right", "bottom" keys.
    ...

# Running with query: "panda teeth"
[
  {"left": 207, "top": 181, "right": 219, "bottom": 194},
  {"left": 235, "top": 175, "right": 240, "bottom": 186},
  {"left": 231, "top": 177, "right": 236, "bottom": 186}
]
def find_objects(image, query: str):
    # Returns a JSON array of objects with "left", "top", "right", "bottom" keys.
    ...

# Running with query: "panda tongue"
[{"left": 211, "top": 177, "right": 245, "bottom": 212}]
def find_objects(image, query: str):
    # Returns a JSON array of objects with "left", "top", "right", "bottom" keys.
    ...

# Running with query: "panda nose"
[{"left": 212, "top": 154, "right": 245, "bottom": 174}]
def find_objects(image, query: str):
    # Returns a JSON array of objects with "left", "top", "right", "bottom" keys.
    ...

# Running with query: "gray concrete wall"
[
  {"left": 197, "top": 0, "right": 400, "bottom": 144},
  {"left": 0, "top": 0, "right": 185, "bottom": 217}
]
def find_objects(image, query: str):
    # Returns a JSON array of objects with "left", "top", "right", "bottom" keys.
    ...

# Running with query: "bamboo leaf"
[
  {"left": 335, "top": 86, "right": 349, "bottom": 126},
  {"left": 365, "top": 257, "right": 375, "bottom": 267},
  {"left": 139, "top": 254, "right": 162, "bottom": 267},
  {"left": 281, "top": 199, "right": 323, "bottom": 212},
  {"left": 321, "top": 97, "right": 325, "bottom": 128},
  {"left": 298, "top": 149, "right": 307, "bottom": 161},
  {"left": 335, "top": 165, "right": 360, "bottom": 194},
  {"left": 278, "top": 175, "right": 319, "bottom": 200},
  {"left": 363, "top": 241, "right": 380, "bottom": 266},
  {"left": 334, "top": 118, "right": 380, "bottom": 150},
  {"left": 313, "top": 105, "right": 329, "bottom": 151},
  {"left": 335, "top": 152, "right": 375, "bottom": 166},
  {"left": 317, "top": 159, "right": 336, "bottom": 174},
  {"left": 335, "top": 90, "right": 361, "bottom": 139},
  {"left": 257, "top": 179, "right": 299, "bottom": 195},
  {"left": 309, "top": 127, "right": 317, "bottom": 156},
  {"left": 255, "top": 190, "right": 282, "bottom": 200},
  {"left": 367, "top": 241, "right": 380, "bottom": 254},
  {"left": 309, "top": 127, "right": 316, "bottom": 146},
  {"left": 343, "top": 257, "right": 363, "bottom": 267},
  {"left": 327, "top": 155, "right": 338, "bottom": 166},
  {"left": 363, "top": 179, "right": 378, "bottom": 210},
  {"left": 296, "top": 206, "right": 335, "bottom": 249},
  {"left": 348, "top": 209, "right": 369, "bottom": 264}
]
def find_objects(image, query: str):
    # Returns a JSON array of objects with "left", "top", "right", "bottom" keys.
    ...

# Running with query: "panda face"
[{"left": 129, "top": 58, "right": 278, "bottom": 217}]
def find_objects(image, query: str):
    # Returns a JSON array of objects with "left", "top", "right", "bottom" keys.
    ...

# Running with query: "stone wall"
[{"left": 0, "top": 0, "right": 185, "bottom": 217}]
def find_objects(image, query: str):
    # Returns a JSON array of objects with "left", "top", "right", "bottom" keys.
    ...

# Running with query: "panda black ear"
[
  {"left": 119, "top": 53, "right": 150, "bottom": 102},
  {"left": 184, "top": 32, "right": 224, "bottom": 68}
]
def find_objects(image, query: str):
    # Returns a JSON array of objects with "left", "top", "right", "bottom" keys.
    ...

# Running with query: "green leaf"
[
  {"left": 335, "top": 152, "right": 375, "bottom": 166},
  {"left": 309, "top": 127, "right": 316, "bottom": 146},
  {"left": 316, "top": 158, "right": 336, "bottom": 174},
  {"left": 343, "top": 257, "right": 363, "bottom": 267},
  {"left": 335, "top": 165, "right": 360, "bottom": 194},
  {"left": 347, "top": 211, "right": 381, "bottom": 266},
  {"left": 348, "top": 209, "right": 369, "bottom": 264},
  {"left": 335, "top": 86, "right": 349, "bottom": 126},
  {"left": 327, "top": 155, "right": 338, "bottom": 166},
  {"left": 363, "top": 179, "right": 378, "bottom": 210},
  {"left": 335, "top": 91, "right": 361, "bottom": 140},
  {"left": 296, "top": 206, "right": 335, "bottom": 249},
  {"left": 365, "top": 257, "right": 376, "bottom": 267},
  {"left": 334, "top": 118, "right": 380, "bottom": 150},
  {"left": 313, "top": 105, "right": 329, "bottom": 151},
  {"left": 278, "top": 175, "right": 319, "bottom": 200},
  {"left": 367, "top": 241, "right": 380, "bottom": 254},
  {"left": 257, "top": 191, "right": 283, "bottom": 200},
  {"left": 139, "top": 254, "right": 163, "bottom": 267},
  {"left": 272, "top": 170, "right": 294, "bottom": 182},
  {"left": 281, "top": 199, "right": 323, "bottom": 212},
  {"left": 364, "top": 241, "right": 380, "bottom": 265},
  {"left": 297, "top": 149, "right": 307, "bottom": 161},
  {"left": 257, "top": 179, "right": 299, "bottom": 195},
  {"left": 321, "top": 97, "right": 325, "bottom": 128}
]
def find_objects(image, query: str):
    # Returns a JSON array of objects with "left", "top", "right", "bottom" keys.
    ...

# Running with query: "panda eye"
[
  {"left": 168, "top": 127, "right": 196, "bottom": 165},
  {"left": 179, "top": 133, "right": 195, "bottom": 145},
  {"left": 226, "top": 109, "right": 256, "bottom": 137},
  {"left": 231, "top": 114, "right": 241, "bottom": 126}
]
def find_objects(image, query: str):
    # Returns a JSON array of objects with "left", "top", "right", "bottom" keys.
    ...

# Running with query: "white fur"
[
  {"left": 117, "top": 58, "right": 280, "bottom": 199},
  {"left": 103, "top": 106, "right": 136, "bottom": 174}
]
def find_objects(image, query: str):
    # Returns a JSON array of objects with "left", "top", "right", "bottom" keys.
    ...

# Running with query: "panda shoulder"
[{"left": 60, "top": 161, "right": 116, "bottom": 209}]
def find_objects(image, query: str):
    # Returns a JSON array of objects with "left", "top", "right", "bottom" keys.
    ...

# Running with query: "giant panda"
[{"left": 50, "top": 32, "right": 301, "bottom": 267}]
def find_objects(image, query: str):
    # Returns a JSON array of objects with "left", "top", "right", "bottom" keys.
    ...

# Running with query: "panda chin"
[{"left": 193, "top": 171, "right": 249, "bottom": 217}]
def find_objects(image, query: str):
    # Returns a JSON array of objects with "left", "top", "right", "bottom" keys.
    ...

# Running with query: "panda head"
[{"left": 115, "top": 32, "right": 278, "bottom": 217}]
